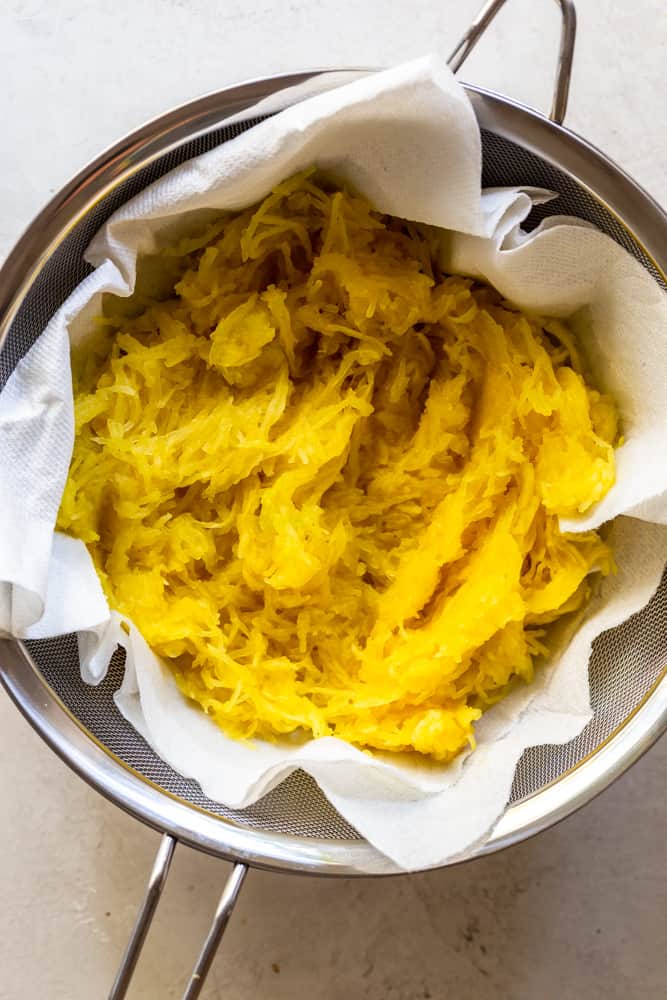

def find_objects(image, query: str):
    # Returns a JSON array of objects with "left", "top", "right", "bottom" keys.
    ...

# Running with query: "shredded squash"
[{"left": 58, "top": 171, "right": 618, "bottom": 762}]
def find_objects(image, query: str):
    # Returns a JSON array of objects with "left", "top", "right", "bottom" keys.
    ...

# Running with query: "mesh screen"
[
  {"left": 26, "top": 636, "right": 360, "bottom": 840},
  {"left": 3, "top": 114, "right": 666, "bottom": 841}
]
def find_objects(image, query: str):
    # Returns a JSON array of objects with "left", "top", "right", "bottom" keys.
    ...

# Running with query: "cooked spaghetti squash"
[{"left": 57, "top": 171, "right": 618, "bottom": 762}]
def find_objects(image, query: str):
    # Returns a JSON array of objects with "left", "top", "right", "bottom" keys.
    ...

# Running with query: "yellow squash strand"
[{"left": 58, "top": 172, "right": 618, "bottom": 762}]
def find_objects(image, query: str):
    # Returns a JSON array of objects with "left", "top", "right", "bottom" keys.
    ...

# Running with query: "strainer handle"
[
  {"left": 108, "top": 834, "right": 248, "bottom": 1000},
  {"left": 447, "top": 0, "right": 576, "bottom": 125},
  {"left": 108, "top": 834, "right": 176, "bottom": 999},
  {"left": 182, "top": 862, "right": 248, "bottom": 999}
]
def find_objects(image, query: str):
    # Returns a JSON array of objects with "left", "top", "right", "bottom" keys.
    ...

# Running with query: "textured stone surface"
[{"left": 1, "top": 1, "right": 665, "bottom": 997}]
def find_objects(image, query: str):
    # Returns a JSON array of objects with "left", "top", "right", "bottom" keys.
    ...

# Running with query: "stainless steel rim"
[
  {"left": 1, "top": 636, "right": 665, "bottom": 875},
  {"left": 0, "top": 65, "right": 666, "bottom": 879}
]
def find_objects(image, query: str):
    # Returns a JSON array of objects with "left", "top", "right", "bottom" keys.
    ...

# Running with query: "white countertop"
[{"left": 1, "top": 1, "right": 666, "bottom": 997}]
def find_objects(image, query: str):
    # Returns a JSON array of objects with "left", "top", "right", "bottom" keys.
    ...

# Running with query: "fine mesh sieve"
[{"left": 1, "top": 1, "right": 666, "bottom": 997}]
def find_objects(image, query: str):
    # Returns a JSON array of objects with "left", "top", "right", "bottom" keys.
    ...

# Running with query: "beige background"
[{"left": 1, "top": 1, "right": 666, "bottom": 997}]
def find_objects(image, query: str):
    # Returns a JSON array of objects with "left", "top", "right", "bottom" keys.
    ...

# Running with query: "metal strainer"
[{"left": 1, "top": 1, "right": 666, "bottom": 996}]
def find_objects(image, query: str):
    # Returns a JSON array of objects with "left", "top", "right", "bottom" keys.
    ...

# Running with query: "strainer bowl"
[{"left": 1, "top": 1, "right": 666, "bottom": 996}]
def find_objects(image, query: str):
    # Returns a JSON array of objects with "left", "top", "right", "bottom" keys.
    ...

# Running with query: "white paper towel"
[{"left": 1, "top": 55, "right": 666, "bottom": 871}]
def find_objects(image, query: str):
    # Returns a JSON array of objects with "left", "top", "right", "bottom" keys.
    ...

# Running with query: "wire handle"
[
  {"left": 182, "top": 863, "right": 248, "bottom": 1000},
  {"left": 447, "top": 0, "right": 577, "bottom": 124},
  {"left": 108, "top": 834, "right": 176, "bottom": 1000},
  {"left": 107, "top": 835, "right": 247, "bottom": 1000}
]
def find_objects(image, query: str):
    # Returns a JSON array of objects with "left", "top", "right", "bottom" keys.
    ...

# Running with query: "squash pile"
[{"left": 58, "top": 172, "right": 617, "bottom": 761}]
